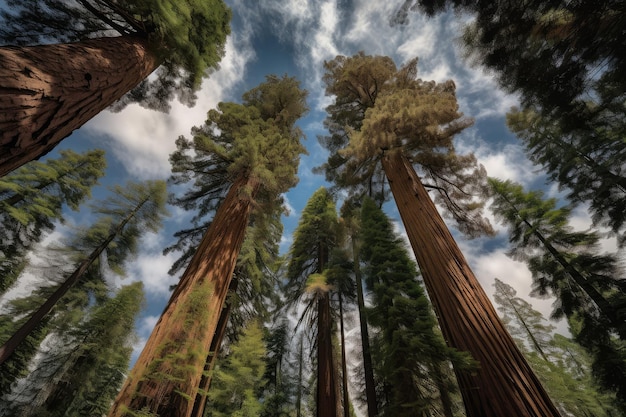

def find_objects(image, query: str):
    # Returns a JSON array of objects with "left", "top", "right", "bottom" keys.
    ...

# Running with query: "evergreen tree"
[
  {"left": 489, "top": 178, "right": 626, "bottom": 410},
  {"left": 493, "top": 278, "right": 620, "bottom": 416},
  {"left": 360, "top": 197, "right": 470, "bottom": 417},
  {"left": 0, "top": 180, "right": 168, "bottom": 366},
  {"left": 286, "top": 187, "right": 340, "bottom": 417},
  {"left": 0, "top": 149, "right": 106, "bottom": 293},
  {"left": 320, "top": 53, "right": 556, "bottom": 417},
  {"left": 206, "top": 320, "right": 267, "bottom": 417},
  {"left": 339, "top": 200, "right": 378, "bottom": 417},
  {"left": 398, "top": 1, "right": 625, "bottom": 120},
  {"left": 507, "top": 107, "right": 626, "bottom": 244},
  {"left": 25, "top": 282, "right": 145, "bottom": 417},
  {"left": 489, "top": 178, "right": 625, "bottom": 338},
  {"left": 0, "top": 0, "right": 231, "bottom": 175},
  {"left": 110, "top": 75, "right": 307, "bottom": 417},
  {"left": 260, "top": 319, "right": 293, "bottom": 417}
]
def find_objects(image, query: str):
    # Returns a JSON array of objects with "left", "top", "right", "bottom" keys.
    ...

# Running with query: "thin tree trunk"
[
  {"left": 0, "top": 36, "right": 159, "bottom": 177},
  {"left": 433, "top": 363, "right": 455, "bottom": 417},
  {"left": 318, "top": 292, "right": 338, "bottom": 417},
  {"left": 296, "top": 333, "right": 304, "bottom": 417},
  {"left": 498, "top": 190, "right": 626, "bottom": 338},
  {"left": 339, "top": 292, "right": 350, "bottom": 417},
  {"left": 352, "top": 234, "right": 378, "bottom": 417},
  {"left": 0, "top": 196, "right": 149, "bottom": 364},
  {"left": 189, "top": 277, "right": 237, "bottom": 417},
  {"left": 108, "top": 175, "right": 260, "bottom": 417},
  {"left": 381, "top": 150, "right": 560, "bottom": 417}
]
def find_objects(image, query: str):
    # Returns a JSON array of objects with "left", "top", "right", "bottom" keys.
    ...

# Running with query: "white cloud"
[
  {"left": 118, "top": 251, "right": 179, "bottom": 297},
  {"left": 84, "top": 35, "right": 254, "bottom": 179}
]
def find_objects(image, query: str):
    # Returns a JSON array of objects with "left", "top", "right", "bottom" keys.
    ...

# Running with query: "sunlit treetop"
[
  {"left": 321, "top": 53, "right": 493, "bottom": 238},
  {"left": 0, "top": 0, "right": 231, "bottom": 110}
]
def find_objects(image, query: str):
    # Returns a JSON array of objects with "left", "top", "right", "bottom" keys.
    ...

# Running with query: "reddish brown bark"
[
  {"left": 381, "top": 150, "right": 560, "bottom": 417},
  {"left": 108, "top": 175, "right": 259, "bottom": 417},
  {"left": 189, "top": 278, "right": 237, "bottom": 417},
  {"left": 0, "top": 36, "right": 159, "bottom": 177},
  {"left": 317, "top": 292, "right": 338, "bottom": 417}
]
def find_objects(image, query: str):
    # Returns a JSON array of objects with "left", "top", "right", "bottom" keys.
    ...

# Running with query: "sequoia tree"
[
  {"left": 320, "top": 53, "right": 559, "bottom": 417},
  {"left": 108, "top": 75, "right": 307, "bottom": 417},
  {"left": 0, "top": 0, "right": 230, "bottom": 176},
  {"left": 286, "top": 188, "right": 340, "bottom": 417}
]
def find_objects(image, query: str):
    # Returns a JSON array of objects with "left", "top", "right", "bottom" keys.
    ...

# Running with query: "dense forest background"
[{"left": 0, "top": 0, "right": 624, "bottom": 416}]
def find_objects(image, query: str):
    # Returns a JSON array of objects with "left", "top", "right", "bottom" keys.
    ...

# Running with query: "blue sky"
[{"left": 4, "top": 0, "right": 613, "bottom": 372}]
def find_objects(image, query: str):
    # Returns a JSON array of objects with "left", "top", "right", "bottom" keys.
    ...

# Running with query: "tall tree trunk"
[
  {"left": 189, "top": 278, "right": 237, "bottom": 417},
  {"left": 351, "top": 234, "right": 378, "bottom": 417},
  {"left": 0, "top": 196, "right": 149, "bottom": 364},
  {"left": 381, "top": 150, "right": 560, "bottom": 417},
  {"left": 338, "top": 292, "right": 350, "bottom": 417},
  {"left": 0, "top": 36, "right": 159, "bottom": 177},
  {"left": 108, "top": 175, "right": 259, "bottom": 417},
  {"left": 317, "top": 292, "right": 338, "bottom": 417}
]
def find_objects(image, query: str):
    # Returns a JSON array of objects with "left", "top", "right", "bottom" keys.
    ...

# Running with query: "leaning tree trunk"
[
  {"left": 108, "top": 175, "right": 260, "bottom": 417},
  {"left": 317, "top": 291, "right": 338, "bottom": 417},
  {"left": 0, "top": 36, "right": 159, "bottom": 177},
  {"left": 381, "top": 150, "right": 560, "bottom": 417},
  {"left": 0, "top": 195, "right": 150, "bottom": 364}
]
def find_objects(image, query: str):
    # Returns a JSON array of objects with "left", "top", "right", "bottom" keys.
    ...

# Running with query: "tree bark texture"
[
  {"left": 317, "top": 292, "right": 338, "bottom": 417},
  {"left": 108, "top": 175, "right": 260, "bottom": 417},
  {"left": 189, "top": 278, "right": 237, "bottom": 417},
  {"left": 381, "top": 150, "right": 561, "bottom": 417},
  {"left": 0, "top": 36, "right": 159, "bottom": 177}
]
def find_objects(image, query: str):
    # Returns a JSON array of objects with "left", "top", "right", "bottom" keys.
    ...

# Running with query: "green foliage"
[
  {"left": 359, "top": 197, "right": 472, "bottom": 417},
  {"left": 207, "top": 320, "right": 267, "bottom": 417},
  {"left": 30, "top": 282, "right": 145, "bottom": 417},
  {"left": 402, "top": 1, "right": 625, "bottom": 117},
  {"left": 507, "top": 107, "right": 626, "bottom": 244},
  {"left": 490, "top": 178, "right": 626, "bottom": 410},
  {"left": 1, "top": 0, "right": 231, "bottom": 109},
  {"left": 0, "top": 149, "right": 106, "bottom": 293},
  {"left": 493, "top": 279, "right": 620, "bottom": 416},
  {"left": 167, "top": 75, "right": 308, "bottom": 277},
  {"left": 319, "top": 53, "right": 492, "bottom": 238},
  {"left": 0, "top": 316, "right": 50, "bottom": 398},
  {"left": 286, "top": 188, "right": 338, "bottom": 304},
  {"left": 0, "top": 180, "right": 167, "bottom": 412},
  {"left": 489, "top": 178, "right": 625, "bottom": 331}
]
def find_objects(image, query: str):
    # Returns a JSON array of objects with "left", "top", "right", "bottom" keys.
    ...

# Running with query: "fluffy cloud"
[{"left": 84, "top": 34, "right": 254, "bottom": 179}]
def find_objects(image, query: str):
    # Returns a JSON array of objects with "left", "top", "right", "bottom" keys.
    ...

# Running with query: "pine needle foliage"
[
  {"left": 319, "top": 53, "right": 493, "bottom": 238},
  {"left": 0, "top": 149, "right": 106, "bottom": 293},
  {"left": 359, "top": 197, "right": 473, "bottom": 417}
]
